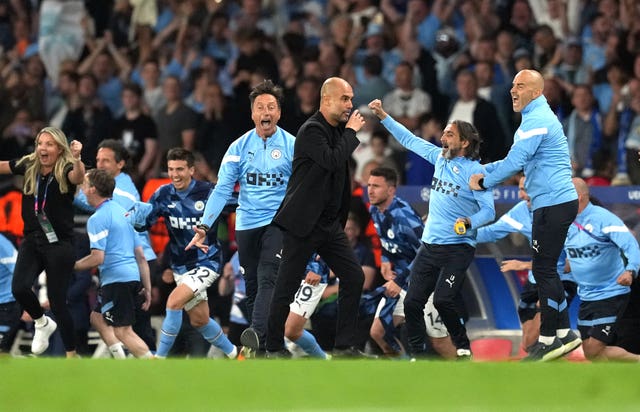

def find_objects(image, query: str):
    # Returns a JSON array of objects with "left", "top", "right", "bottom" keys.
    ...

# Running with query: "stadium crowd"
[{"left": 1, "top": 0, "right": 640, "bottom": 360}]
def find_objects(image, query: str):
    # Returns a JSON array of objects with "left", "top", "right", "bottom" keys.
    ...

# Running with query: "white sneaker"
[{"left": 31, "top": 316, "right": 57, "bottom": 355}]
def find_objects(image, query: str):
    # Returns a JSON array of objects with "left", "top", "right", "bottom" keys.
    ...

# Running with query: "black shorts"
[
  {"left": 0, "top": 301, "right": 21, "bottom": 352},
  {"left": 577, "top": 293, "right": 629, "bottom": 345},
  {"left": 101, "top": 281, "right": 141, "bottom": 327},
  {"left": 518, "top": 280, "right": 578, "bottom": 323}
]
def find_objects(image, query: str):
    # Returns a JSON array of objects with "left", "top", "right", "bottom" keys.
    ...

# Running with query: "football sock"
[
  {"left": 556, "top": 329, "right": 570, "bottom": 339},
  {"left": 109, "top": 343, "right": 126, "bottom": 359},
  {"left": 34, "top": 316, "right": 47, "bottom": 327},
  {"left": 295, "top": 330, "right": 328, "bottom": 359},
  {"left": 198, "top": 319, "right": 235, "bottom": 356},
  {"left": 157, "top": 309, "right": 182, "bottom": 357},
  {"left": 539, "top": 335, "right": 555, "bottom": 345}
]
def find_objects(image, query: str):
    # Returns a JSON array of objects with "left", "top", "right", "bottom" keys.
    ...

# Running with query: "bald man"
[
  {"left": 469, "top": 69, "right": 580, "bottom": 361},
  {"left": 265, "top": 77, "right": 368, "bottom": 357}
]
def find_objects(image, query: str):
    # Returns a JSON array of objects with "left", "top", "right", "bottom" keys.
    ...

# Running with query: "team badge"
[
  {"left": 452, "top": 166, "right": 460, "bottom": 174},
  {"left": 585, "top": 223, "right": 593, "bottom": 232},
  {"left": 387, "top": 229, "right": 395, "bottom": 239},
  {"left": 194, "top": 201, "right": 205, "bottom": 211},
  {"left": 271, "top": 149, "right": 282, "bottom": 160}
]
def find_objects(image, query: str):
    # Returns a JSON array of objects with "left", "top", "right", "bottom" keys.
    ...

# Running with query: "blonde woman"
[{"left": 0, "top": 127, "right": 84, "bottom": 357}]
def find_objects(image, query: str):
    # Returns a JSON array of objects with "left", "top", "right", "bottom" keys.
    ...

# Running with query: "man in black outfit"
[{"left": 265, "top": 77, "right": 366, "bottom": 357}]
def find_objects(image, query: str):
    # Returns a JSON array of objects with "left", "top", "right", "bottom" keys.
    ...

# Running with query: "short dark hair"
[
  {"left": 167, "top": 147, "right": 195, "bottom": 167},
  {"left": 451, "top": 120, "right": 482, "bottom": 160},
  {"left": 98, "top": 139, "right": 129, "bottom": 164},
  {"left": 87, "top": 168, "right": 115, "bottom": 198},
  {"left": 369, "top": 167, "right": 398, "bottom": 186},
  {"left": 249, "top": 79, "right": 283, "bottom": 109},
  {"left": 122, "top": 82, "right": 143, "bottom": 97}
]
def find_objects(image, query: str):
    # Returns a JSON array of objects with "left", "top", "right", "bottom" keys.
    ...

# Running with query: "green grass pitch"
[{"left": 1, "top": 358, "right": 639, "bottom": 411}]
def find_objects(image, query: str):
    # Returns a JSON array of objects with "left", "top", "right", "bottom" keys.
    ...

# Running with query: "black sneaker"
[
  {"left": 265, "top": 349, "right": 292, "bottom": 359},
  {"left": 332, "top": 347, "right": 378, "bottom": 359},
  {"left": 240, "top": 327, "right": 260, "bottom": 351},
  {"left": 522, "top": 338, "right": 565, "bottom": 361},
  {"left": 456, "top": 348, "right": 473, "bottom": 361},
  {"left": 559, "top": 330, "right": 582, "bottom": 356}
]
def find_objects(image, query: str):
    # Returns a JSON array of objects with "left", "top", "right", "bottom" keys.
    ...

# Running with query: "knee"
[
  {"left": 403, "top": 297, "right": 423, "bottom": 316},
  {"left": 166, "top": 295, "right": 183, "bottom": 311},
  {"left": 432, "top": 293, "right": 453, "bottom": 312},
  {"left": 189, "top": 316, "right": 207, "bottom": 329},
  {"left": 582, "top": 338, "right": 604, "bottom": 360},
  {"left": 112, "top": 327, "right": 127, "bottom": 341},
  {"left": 284, "top": 323, "right": 302, "bottom": 341},
  {"left": 370, "top": 321, "right": 384, "bottom": 341},
  {"left": 257, "top": 262, "right": 279, "bottom": 288}
]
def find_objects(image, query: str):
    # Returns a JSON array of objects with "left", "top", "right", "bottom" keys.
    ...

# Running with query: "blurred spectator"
[
  {"left": 203, "top": 11, "right": 234, "bottom": 68},
  {"left": 552, "top": 37, "right": 589, "bottom": 95},
  {"left": 185, "top": 67, "right": 213, "bottom": 114},
  {"left": 475, "top": 60, "right": 516, "bottom": 140},
  {"left": 563, "top": 84, "right": 604, "bottom": 178},
  {"left": 506, "top": 0, "right": 536, "bottom": 52},
  {"left": 140, "top": 58, "right": 166, "bottom": 119},
  {"left": 353, "top": 54, "right": 392, "bottom": 109},
  {"left": 61, "top": 73, "right": 113, "bottom": 165},
  {"left": 49, "top": 69, "right": 80, "bottom": 128},
  {"left": 405, "top": 114, "right": 443, "bottom": 186},
  {"left": 583, "top": 12, "right": 612, "bottom": 73},
  {"left": 112, "top": 82, "right": 158, "bottom": 187},
  {"left": 584, "top": 148, "right": 615, "bottom": 187},
  {"left": 383, "top": 61, "right": 432, "bottom": 132},
  {"left": 279, "top": 76, "right": 321, "bottom": 135},
  {"left": 448, "top": 69, "right": 506, "bottom": 163},
  {"left": 532, "top": 24, "right": 562, "bottom": 77},
  {"left": 153, "top": 75, "right": 198, "bottom": 174}
]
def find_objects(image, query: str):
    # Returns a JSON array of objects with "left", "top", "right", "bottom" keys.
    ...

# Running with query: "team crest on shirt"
[
  {"left": 585, "top": 223, "right": 593, "bottom": 232},
  {"left": 452, "top": 166, "right": 460, "bottom": 174},
  {"left": 194, "top": 201, "right": 205, "bottom": 211},
  {"left": 271, "top": 149, "right": 282, "bottom": 160},
  {"left": 387, "top": 229, "right": 395, "bottom": 239}
]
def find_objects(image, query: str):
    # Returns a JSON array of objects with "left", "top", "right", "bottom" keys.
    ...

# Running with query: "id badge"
[{"left": 36, "top": 212, "right": 59, "bottom": 243}]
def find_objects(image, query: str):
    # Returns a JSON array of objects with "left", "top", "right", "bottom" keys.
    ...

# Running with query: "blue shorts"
[{"left": 578, "top": 293, "right": 629, "bottom": 345}]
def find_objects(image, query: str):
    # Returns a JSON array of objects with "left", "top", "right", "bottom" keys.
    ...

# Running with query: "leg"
[
  {"left": 431, "top": 244, "right": 475, "bottom": 352},
  {"left": 43, "top": 240, "right": 77, "bottom": 355},
  {"left": 532, "top": 201, "right": 577, "bottom": 339},
  {"left": 285, "top": 311, "right": 327, "bottom": 359},
  {"left": 318, "top": 223, "right": 364, "bottom": 349},
  {"left": 113, "top": 325, "right": 151, "bottom": 358},
  {"left": 236, "top": 228, "right": 262, "bottom": 325},
  {"left": 251, "top": 225, "right": 283, "bottom": 347},
  {"left": 188, "top": 301, "right": 236, "bottom": 357},
  {"left": 518, "top": 280, "right": 540, "bottom": 351},
  {"left": 11, "top": 237, "right": 45, "bottom": 320},
  {"left": 265, "top": 231, "right": 316, "bottom": 352},
  {"left": 403, "top": 244, "right": 438, "bottom": 356},
  {"left": 90, "top": 311, "right": 125, "bottom": 358}
]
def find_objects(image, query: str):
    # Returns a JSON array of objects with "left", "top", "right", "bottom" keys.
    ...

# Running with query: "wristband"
[
  {"left": 196, "top": 223, "right": 210, "bottom": 232},
  {"left": 478, "top": 178, "right": 486, "bottom": 190}
]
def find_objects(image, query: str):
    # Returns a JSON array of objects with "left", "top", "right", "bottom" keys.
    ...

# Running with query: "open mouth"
[{"left": 261, "top": 119, "right": 272, "bottom": 128}]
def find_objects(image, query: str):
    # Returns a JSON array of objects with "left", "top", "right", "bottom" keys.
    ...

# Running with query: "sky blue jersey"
[
  {"left": 0, "top": 234, "right": 17, "bottom": 304},
  {"left": 306, "top": 253, "right": 330, "bottom": 284},
  {"left": 75, "top": 172, "right": 156, "bottom": 261},
  {"left": 136, "top": 180, "right": 223, "bottom": 274},
  {"left": 201, "top": 127, "right": 295, "bottom": 230},
  {"left": 564, "top": 203, "right": 640, "bottom": 301},
  {"left": 482, "top": 95, "right": 577, "bottom": 211},
  {"left": 87, "top": 200, "right": 142, "bottom": 286},
  {"left": 370, "top": 196, "right": 423, "bottom": 289},
  {"left": 380, "top": 116, "right": 495, "bottom": 246}
]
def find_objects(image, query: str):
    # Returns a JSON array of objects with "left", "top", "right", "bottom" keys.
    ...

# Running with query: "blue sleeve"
[
  {"left": 380, "top": 115, "right": 440, "bottom": 164},
  {"left": 74, "top": 190, "right": 95, "bottom": 213},
  {"left": 483, "top": 133, "right": 542, "bottom": 188},
  {"left": 201, "top": 144, "right": 241, "bottom": 228},
  {"left": 468, "top": 182, "right": 496, "bottom": 229},
  {"left": 87, "top": 215, "right": 108, "bottom": 251},
  {"left": 477, "top": 218, "right": 515, "bottom": 243},
  {"left": 128, "top": 201, "right": 155, "bottom": 231},
  {"left": 604, "top": 217, "right": 640, "bottom": 273}
]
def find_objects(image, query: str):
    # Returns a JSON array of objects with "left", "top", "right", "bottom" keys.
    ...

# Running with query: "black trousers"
[
  {"left": 532, "top": 199, "right": 578, "bottom": 337},
  {"left": 266, "top": 220, "right": 364, "bottom": 352},
  {"left": 12, "top": 234, "right": 76, "bottom": 352},
  {"left": 404, "top": 243, "right": 475, "bottom": 354},
  {"left": 236, "top": 224, "right": 282, "bottom": 347}
]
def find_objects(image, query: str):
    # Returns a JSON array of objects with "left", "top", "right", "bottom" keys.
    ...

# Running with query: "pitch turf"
[{"left": 1, "top": 357, "right": 639, "bottom": 411}]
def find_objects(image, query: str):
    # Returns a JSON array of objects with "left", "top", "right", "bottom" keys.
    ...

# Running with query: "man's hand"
[
  {"left": 345, "top": 109, "right": 366, "bottom": 132},
  {"left": 304, "top": 271, "right": 321, "bottom": 286},
  {"left": 617, "top": 270, "right": 634, "bottom": 286},
  {"left": 368, "top": 99, "right": 388, "bottom": 120},
  {"left": 380, "top": 261, "right": 396, "bottom": 281},
  {"left": 500, "top": 259, "right": 531, "bottom": 272},
  {"left": 141, "top": 288, "right": 151, "bottom": 311},
  {"left": 383, "top": 280, "right": 401, "bottom": 298},
  {"left": 185, "top": 226, "right": 209, "bottom": 253},
  {"left": 70, "top": 140, "right": 83, "bottom": 160},
  {"left": 469, "top": 173, "right": 485, "bottom": 190}
]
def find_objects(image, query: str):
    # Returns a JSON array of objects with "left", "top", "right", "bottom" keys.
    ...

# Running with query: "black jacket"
[{"left": 273, "top": 111, "right": 359, "bottom": 237}]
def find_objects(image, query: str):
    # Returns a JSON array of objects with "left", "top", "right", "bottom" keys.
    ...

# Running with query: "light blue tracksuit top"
[
  {"left": 380, "top": 116, "right": 495, "bottom": 246},
  {"left": 482, "top": 95, "right": 577, "bottom": 211}
]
